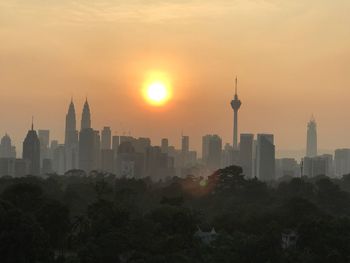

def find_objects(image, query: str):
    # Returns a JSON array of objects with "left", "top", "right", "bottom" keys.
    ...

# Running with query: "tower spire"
[
  {"left": 31, "top": 116, "right": 34, "bottom": 130},
  {"left": 235, "top": 76, "right": 238, "bottom": 96}
]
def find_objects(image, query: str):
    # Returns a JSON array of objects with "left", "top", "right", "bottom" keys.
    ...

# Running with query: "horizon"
[{"left": 1, "top": 0, "right": 350, "bottom": 156}]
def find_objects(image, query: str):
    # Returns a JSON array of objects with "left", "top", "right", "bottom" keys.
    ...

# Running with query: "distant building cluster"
[{"left": 0, "top": 81, "right": 349, "bottom": 180}]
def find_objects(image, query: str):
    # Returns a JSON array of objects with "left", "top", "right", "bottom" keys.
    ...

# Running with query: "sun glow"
[{"left": 142, "top": 72, "right": 172, "bottom": 106}]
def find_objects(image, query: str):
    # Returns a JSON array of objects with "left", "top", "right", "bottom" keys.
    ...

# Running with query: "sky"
[{"left": 1, "top": 0, "right": 350, "bottom": 157}]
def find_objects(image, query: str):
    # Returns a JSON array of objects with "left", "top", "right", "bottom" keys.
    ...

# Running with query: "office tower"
[
  {"left": 303, "top": 156, "right": 330, "bottom": 177},
  {"left": 101, "top": 149, "right": 114, "bottom": 173},
  {"left": 334, "top": 149, "right": 350, "bottom": 177},
  {"left": 275, "top": 158, "right": 299, "bottom": 178},
  {"left": 181, "top": 135, "right": 190, "bottom": 167},
  {"left": 230, "top": 77, "right": 242, "bottom": 150},
  {"left": 79, "top": 128, "right": 95, "bottom": 173},
  {"left": 0, "top": 158, "right": 15, "bottom": 177},
  {"left": 42, "top": 158, "right": 53, "bottom": 174},
  {"left": 23, "top": 121, "right": 40, "bottom": 175},
  {"left": 202, "top": 135, "right": 211, "bottom": 161},
  {"left": 101, "top": 127, "right": 112, "bottom": 150},
  {"left": 0, "top": 134, "right": 16, "bottom": 158},
  {"left": 52, "top": 144, "right": 65, "bottom": 174},
  {"left": 81, "top": 99, "right": 91, "bottom": 130},
  {"left": 256, "top": 134, "right": 275, "bottom": 181},
  {"left": 38, "top": 129, "right": 50, "bottom": 167},
  {"left": 145, "top": 146, "right": 175, "bottom": 180},
  {"left": 116, "top": 141, "right": 144, "bottom": 178},
  {"left": 239, "top": 134, "right": 254, "bottom": 178},
  {"left": 306, "top": 117, "right": 317, "bottom": 157},
  {"left": 112, "top": 136, "right": 120, "bottom": 151},
  {"left": 65, "top": 99, "right": 78, "bottom": 170},
  {"left": 222, "top": 143, "right": 233, "bottom": 168},
  {"left": 161, "top": 138, "right": 169, "bottom": 153},
  {"left": 93, "top": 130, "right": 101, "bottom": 170},
  {"left": 78, "top": 100, "right": 95, "bottom": 173},
  {"left": 182, "top": 135, "right": 189, "bottom": 153},
  {"left": 132, "top": 137, "right": 151, "bottom": 153},
  {"left": 206, "top": 134, "right": 222, "bottom": 170}
]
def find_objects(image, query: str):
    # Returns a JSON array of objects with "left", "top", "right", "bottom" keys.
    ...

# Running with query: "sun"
[{"left": 142, "top": 73, "right": 172, "bottom": 106}]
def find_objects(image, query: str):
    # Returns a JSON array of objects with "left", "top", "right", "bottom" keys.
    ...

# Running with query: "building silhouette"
[
  {"left": 101, "top": 127, "right": 112, "bottom": 150},
  {"left": 78, "top": 99, "right": 95, "bottom": 173},
  {"left": 230, "top": 77, "right": 242, "bottom": 150},
  {"left": 23, "top": 120, "right": 40, "bottom": 175},
  {"left": 334, "top": 149, "right": 350, "bottom": 177},
  {"left": 38, "top": 129, "right": 50, "bottom": 169},
  {"left": 0, "top": 134, "right": 16, "bottom": 158},
  {"left": 65, "top": 99, "right": 78, "bottom": 170},
  {"left": 161, "top": 138, "right": 169, "bottom": 153},
  {"left": 81, "top": 98, "right": 91, "bottom": 130},
  {"left": 239, "top": 133, "right": 254, "bottom": 178},
  {"left": 202, "top": 134, "right": 222, "bottom": 171},
  {"left": 256, "top": 134, "right": 275, "bottom": 181},
  {"left": 306, "top": 117, "right": 317, "bottom": 157}
]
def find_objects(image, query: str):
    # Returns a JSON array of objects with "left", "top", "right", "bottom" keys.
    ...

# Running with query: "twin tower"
[{"left": 64, "top": 99, "right": 93, "bottom": 171}]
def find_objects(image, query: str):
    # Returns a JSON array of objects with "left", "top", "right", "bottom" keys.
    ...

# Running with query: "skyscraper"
[
  {"left": 23, "top": 120, "right": 40, "bottom": 175},
  {"left": 161, "top": 138, "right": 169, "bottom": 153},
  {"left": 230, "top": 77, "right": 242, "bottom": 150},
  {"left": 306, "top": 117, "right": 317, "bottom": 157},
  {"left": 203, "top": 134, "right": 222, "bottom": 170},
  {"left": 239, "top": 133, "right": 254, "bottom": 178},
  {"left": 65, "top": 99, "right": 78, "bottom": 170},
  {"left": 0, "top": 134, "right": 16, "bottom": 158},
  {"left": 81, "top": 99, "right": 91, "bottom": 130},
  {"left": 101, "top": 127, "right": 112, "bottom": 150},
  {"left": 256, "top": 134, "right": 275, "bottom": 181},
  {"left": 79, "top": 100, "right": 95, "bottom": 173},
  {"left": 38, "top": 129, "right": 50, "bottom": 167}
]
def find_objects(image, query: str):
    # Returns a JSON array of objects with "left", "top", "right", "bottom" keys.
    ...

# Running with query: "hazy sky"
[{"left": 1, "top": 0, "right": 350, "bottom": 156}]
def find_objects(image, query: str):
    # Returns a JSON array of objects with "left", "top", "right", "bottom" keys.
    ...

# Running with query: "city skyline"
[{"left": 1, "top": 1, "right": 350, "bottom": 154}]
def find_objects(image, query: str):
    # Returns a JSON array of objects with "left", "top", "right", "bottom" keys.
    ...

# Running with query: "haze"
[{"left": 1, "top": 0, "right": 350, "bottom": 154}]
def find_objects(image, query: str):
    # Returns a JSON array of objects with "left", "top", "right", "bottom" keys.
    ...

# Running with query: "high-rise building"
[
  {"left": 81, "top": 99, "right": 91, "bottom": 130},
  {"left": 182, "top": 135, "right": 189, "bottom": 153},
  {"left": 239, "top": 134, "right": 254, "bottom": 178},
  {"left": 230, "top": 77, "right": 242, "bottom": 150},
  {"left": 256, "top": 134, "right": 275, "bottom": 181},
  {"left": 101, "top": 127, "right": 112, "bottom": 150},
  {"left": 334, "top": 149, "right": 350, "bottom": 177},
  {"left": 0, "top": 134, "right": 16, "bottom": 158},
  {"left": 65, "top": 99, "right": 78, "bottom": 171},
  {"left": 222, "top": 143, "right": 233, "bottom": 168},
  {"left": 206, "top": 134, "right": 222, "bottom": 170},
  {"left": 79, "top": 128, "right": 95, "bottom": 173},
  {"left": 303, "top": 155, "right": 331, "bottom": 177},
  {"left": 112, "top": 136, "right": 120, "bottom": 151},
  {"left": 161, "top": 138, "right": 169, "bottom": 153},
  {"left": 306, "top": 117, "right": 317, "bottom": 157},
  {"left": 38, "top": 129, "right": 50, "bottom": 167},
  {"left": 275, "top": 158, "right": 299, "bottom": 178},
  {"left": 79, "top": 100, "right": 95, "bottom": 173},
  {"left": 23, "top": 121, "right": 40, "bottom": 175}
]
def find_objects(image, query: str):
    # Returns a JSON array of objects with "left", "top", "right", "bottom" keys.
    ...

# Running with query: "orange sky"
[{"left": 1, "top": 1, "right": 350, "bottom": 156}]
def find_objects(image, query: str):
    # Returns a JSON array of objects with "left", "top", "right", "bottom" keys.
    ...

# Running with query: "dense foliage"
[{"left": 1, "top": 166, "right": 350, "bottom": 262}]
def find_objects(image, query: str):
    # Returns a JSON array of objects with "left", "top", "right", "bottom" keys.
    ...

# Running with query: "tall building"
[
  {"left": 256, "top": 134, "right": 275, "bottom": 181},
  {"left": 230, "top": 77, "right": 242, "bottom": 150},
  {"left": 65, "top": 99, "right": 78, "bottom": 171},
  {"left": 239, "top": 134, "right": 254, "bottom": 178},
  {"left": 81, "top": 99, "right": 91, "bottom": 130},
  {"left": 79, "top": 128, "right": 95, "bottom": 173},
  {"left": 302, "top": 155, "right": 332, "bottom": 177},
  {"left": 203, "top": 134, "right": 222, "bottom": 170},
  {"left": 79, "top": 100, "right": 95, "bottom": 173},
  {"left": 101, "top": 127, "right": 112, "bottom": 150},
  {"left": 161, "top": 138, "right": 169, "bottom": 153},
  {"left": 334, "top": 149, "right": 350, "bottom": 177},
  {"left": 182, "top": 135, "right": 189, "bottom": 153},
  {"left": 0, "top": 134, "right": 16, "bottom": 158},
  {"left": 23, "top": 121, "right": 40, "bottom": 175},
  {"left": 38, "top": 129, "right": 50, "bottom": 167},
  {"left": 306, "top": 117, "right": 317, "bottom": 157}
]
